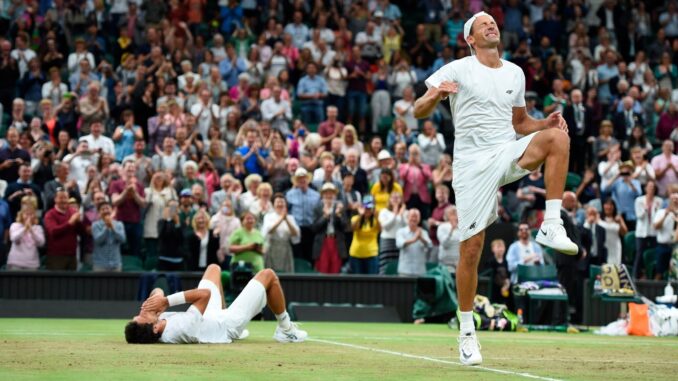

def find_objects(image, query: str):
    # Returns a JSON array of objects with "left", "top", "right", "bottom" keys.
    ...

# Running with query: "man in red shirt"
[
  {"left": 109, "top": 161, "right": 146, "bottom": 259},
  {"left": 318, "top": 106, "right": 344, "bottom": 150},
  {"left": 43, "top": 188, "right": 86, "bottom": 270}
]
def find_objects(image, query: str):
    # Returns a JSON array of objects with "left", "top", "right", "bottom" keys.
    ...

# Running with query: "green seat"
[
  {"left": 565, "top": 172, "right": 582, "bottom": 191},
  {"left": 622, "top": 231, "right": 636, "bottom": 266},
  {"left": 78, "top": 262, "right": 92, "bottom": 272},
  {"left": 516, "top": 264, "right": 568, "bottom": 324},
  {"left": 378, "top": 116, "right": 394, "bottom": 139},
  {"left": 383, "top": 260, "right": 399, "bottom": 275},
  {"left": 643, "top": 249, "right": 657, "bottom": 279},
  {"left": 293, "top": 258, "right": 316, "bottom": 273},
  {"left": 650, "top": 147, "right": 662, "bottom": 159},
  {"left": 143, "top": 256, "right": 158, "bottom": 271},
  {"left": 307, "top": 122, "right": 318, "bottom": 133},
  {"left": 122, "top": 256, "right": 144, "bottom": 272},
  {"left": 589, "top": 265, "right": 642, "bottom": 303}
]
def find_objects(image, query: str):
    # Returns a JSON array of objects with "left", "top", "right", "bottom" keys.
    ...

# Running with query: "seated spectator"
[
  {"left": 507, "top": 223, "right": 545, "bottom": 283},
  {"left": 653, "top": 192, "right": 678, "bottom": 280},
  {"left": 488, "top": 239, "right": 511, "bottom": 306},
  {"left": 262, "top": 194, "right": 300, "bottom": 273},
  {"left": 187, "top": 209, "right": 220, "bottom": 271},
  {"left": 396, "top": 209, "right": 432, "bottom": 276},
  {"left": 349, "top": 196, "right": 380, "bottom": 274},
  {"left": 6, "top": 197, "right": 44, "bottom": 270},
  {"left": 91, "top": 202, "right": 126, "bottom": 272},
  {"left": 229, "top": 211, "right": 266, "bottom": 272},
  {"left": 651, "top": 140, "right": 678, "bottom": 197},
  {"left": 157, "top": 200, "right": 186, "bottom": 271},
  {"left": 378, "top": 191, "right": 408, "bottom": 274},
  {"left": 43, "top": 189, "right": 85, "bottom": 270}
]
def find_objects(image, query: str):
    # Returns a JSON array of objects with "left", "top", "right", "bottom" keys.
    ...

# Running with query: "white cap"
[
  {"left": 374, "top": 10, "right": 384, "bottom": 18},
  {"left": 463, "top": 11, "right": 493, "bottom": 55},
  {"left": 294, "top": 168, "right": 309, "bottom": 178},
  {"left": 377, "top": 150, "right": 392, "bottom": 161},
  {"left": 320, "top": 182, "right": 338, "bottom": 194}
]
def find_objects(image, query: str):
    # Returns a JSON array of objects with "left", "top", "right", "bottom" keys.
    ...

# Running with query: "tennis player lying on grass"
[{"left": 125, "top": 265, "right": 307, "bottom": 344}]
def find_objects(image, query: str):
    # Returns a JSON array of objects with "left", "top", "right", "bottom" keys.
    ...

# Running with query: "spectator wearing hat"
[
  {"left": 418, "top": 120, "right": 446, "bottom": 167},
  {"left": 262, "top": 193, "right": 300, "bottom": 273},
  {"left": 349, "top": 196, "right": 380, "bottom": 274},
  {"left": 297, "top": 62, "right": 328, "bottom": 125},
  {"left": 396, "top": 208, "right": 432, "bottom": 276},
  {"left": 606, "top": 160, "right": 642, "bottom": 230},
  {"left": 371, "top": 149, "right": 399, "bottom": 185},
  {"left": 286, "top": 168, "right": 320, "bottom": 263},
  {"left": 312, "top": 182, "right": 348, "bottom": 274},
  {"left": 91, "top": 201, "right": 126, "bottom": 272}
]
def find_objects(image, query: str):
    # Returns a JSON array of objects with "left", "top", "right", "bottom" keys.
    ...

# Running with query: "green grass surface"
[{"left": 1, "top": 319, "right": 677, "bottom": 380}]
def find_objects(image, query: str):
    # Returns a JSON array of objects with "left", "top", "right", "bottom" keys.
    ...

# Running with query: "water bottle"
[
  {"left": 517, "top": 308, "right": 524, "bottom": 325},
  {"left": 594, "top": 275, "right": 602, "bottom": 294}
]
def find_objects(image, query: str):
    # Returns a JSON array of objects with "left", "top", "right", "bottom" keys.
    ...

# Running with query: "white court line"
[{"left": 309, "top": 338, "right": 563, "bottom": 381}]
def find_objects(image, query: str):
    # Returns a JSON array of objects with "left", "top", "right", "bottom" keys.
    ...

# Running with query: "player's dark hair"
[{"left": 124, "top": 321, "right": 161, "bottom": 344}]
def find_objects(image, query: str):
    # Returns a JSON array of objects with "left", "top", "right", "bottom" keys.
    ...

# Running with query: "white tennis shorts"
[
  {"left": 198, "top": 278, "right": 267, "bottom": 339},
  {"left": 453, "top": 132, "right": 538, "bottom": 241}
]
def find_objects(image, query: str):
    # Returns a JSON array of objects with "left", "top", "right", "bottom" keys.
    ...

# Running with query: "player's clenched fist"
[{"left": 436, "top": 81, "right": 459, "bottom": 99}]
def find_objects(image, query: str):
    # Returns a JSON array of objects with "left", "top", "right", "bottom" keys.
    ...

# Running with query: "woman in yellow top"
[
  {"left": 349, "top": 196, "right": 380, "bottom": 274},
  {"left": 382, "top": 24, "right": 404, "bottom": 64},
  {"left": 370, "top": 168, "right": 402, "bottom": 213}
]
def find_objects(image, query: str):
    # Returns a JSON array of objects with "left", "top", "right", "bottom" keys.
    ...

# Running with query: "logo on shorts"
[
  {"left": 469, "top": 222, "right": 477, "bottom": 230},
  {"left": 506, "top": 90, "right": 513, "bottom": 94}
]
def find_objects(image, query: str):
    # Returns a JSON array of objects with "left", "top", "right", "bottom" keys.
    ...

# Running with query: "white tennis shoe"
[
  {"left": 458, "top": 332, "right": 482, "bottom": 366},
  {"left": 536, "top": 219, "right": 578, "bottom": 255},
  {"left": 273, "top": 322, "right": 308, "bottom": 343}
]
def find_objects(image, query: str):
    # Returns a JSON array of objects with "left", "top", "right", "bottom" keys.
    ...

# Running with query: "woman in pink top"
[
  {"left": 399, "top": 144, "right": 432, "bottom": 220},
  {"left": 7, "top": 197, "right": 45, "bottom": 270}
]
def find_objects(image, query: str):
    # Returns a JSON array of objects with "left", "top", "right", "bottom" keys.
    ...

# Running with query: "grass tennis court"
[{"left": 1, "top": 319, "right": 677, "bottom": 381}]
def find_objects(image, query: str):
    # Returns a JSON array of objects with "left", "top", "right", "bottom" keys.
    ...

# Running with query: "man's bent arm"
[
  {"left": 144, "top": 289, "right": 212, "bottom": 315},
  {"left": 414, "top": 87, "right": 442, "bottom": 119},
  {"left": 512, "top": 107, "right": 548, "bottom": 135}
]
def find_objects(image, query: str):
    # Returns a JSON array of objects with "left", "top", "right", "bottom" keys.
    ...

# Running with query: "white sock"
[
  {"left": 276, "top": 311, "right": 291, "bottom": 330},
  {"left": 459, "top": 311, "right": 475, "bottom": 335},
  {"left": 544, "top": 199, "right": 562, "bottom": 221}
]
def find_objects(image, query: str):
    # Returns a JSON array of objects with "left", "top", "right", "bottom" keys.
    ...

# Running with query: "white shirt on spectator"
[
  {"left": 67, "top": 51, "right": 96, "bottom": 74},
  {"left": 437, "top": 222, "right": 461, "bottom": 274},
  {"left": 260, "top": 97, "right": 292, "bottom": 122},
  {"left": 11, "top": 48, "right": 36, "bottom": 78},
  {"left": 654, "top": 209, "right": 677, "bottom": 244},
  {"left": 634, "top": 195, "right": 663, "bottom": 238},
  {"left": 506, "top": 240, "right": 544, "bottom": 283},
  {"left": 393, "top": 99, "right": 417, "bottom": 131},
  {"left": 81, "top": 134, "right": 115, "bottom": 157},
  {"left": 378, "top": 208, "right": 408, "bottom": 239}
]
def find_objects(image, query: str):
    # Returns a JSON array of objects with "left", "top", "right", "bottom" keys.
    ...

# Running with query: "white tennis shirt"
[{"left": 425, "top": 56, "right": 526, "bottom": 162}]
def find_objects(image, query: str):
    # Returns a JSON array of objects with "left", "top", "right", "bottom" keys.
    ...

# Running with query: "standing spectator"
[
  {"left": 0, "top": 128, "right": 30, "bottom": 183},
  {"left": 210, "top": 174, "right": 238, "bottom": 215},
  {"left": 652, "top": 140, "right": 678, "bottom": 197},
  {"left": 190, "top": 89, "right": 220, "bottom": 140},
  {"left": 607, "top": 161, "right": 642, "bottom": 230},
  {"left": 598, "top": 198, "right": 628, "bottom": 266},
  {"left": 91, "top": 202, "right": 126, "bottom": 272},
  {"left": 488, "top": 239, "right": 511, "bottom": 306},
  {"left": 324, "top": 57, "right": 348, "bottom": 119},
  {"left": 109, "top": 161, "right": 146, "bottom": 259},
  {"left": 597, "top": 50, "right": 620, "bottom": 109},
  {"left": 78, "top": 82, "right": 108, "bottom": 135},
  {"left": 157, "top": 200, "right": 186, "bottom": 271},
  {"left": 563, "top": 88, "right": 595, "bottom": 174},
  {"left": 124, "top": 139, "right": 153, "bottom": 187},
  {"left": 418, "top": 120, "right": 446, "bottom": 167},
  {"left": 653, "top": 192, "right": 678, "bottom": 280},
  {"left": 6, "top": 197, "right": 44, "bottom": 270},
  {"left": 284, "top": 11, "right": 310, "bottom": 48},
  {"left": 543, "top": 79, "right": 568, "bottom": 115},
  {"left": 360, "top": 136, "right": 383, "bottom": 180},
  {"left": 5, "top": 164, "right": 42, "bottom": 219},
  {"left": 634, "top": 180, "right": 662, "bottom": 279},
  {"left": 152, "top": 137, "right": 184, "bottom": 176},
  {"left": 507, "top": 223, "right": 545, "bottom": 283},
  {"left": 67, "top": 37, "right": 96, "bottom": 74},
  {"left": 238, "top": 174, "right": 262, "bottom": 214},
  {"left": 297, "top": 62, "right": 328, "bottom": 125},
  {"left": 63, "top": 140, "right": 98, "bottom": 193},
  {"left": 396, "top": 209, "right": 432, "bottom": 276},
  {"left": 437, "top": 205, "right": 461, "bottom": 276},
  {"left": 262, "top": 194, "right": 300, "bottom": 273},
  {"left": 113, "top": 111, "right": 143, "bottom": 162},
  {"left": 81, "top": 120, "right": 115, "bottom": 157},
  {"left": 392, "top": 86, "right": 418, "bottom": 132},
  {"left": 370, "top": 168, "right": 402, "bottom": 214},
  {"left": 345, "top": 47, "right": 370, "bottom": 133},
  {"left": 598, "top": 143, "right": 622, "bottom": 192},
  {"left": 187, "top": 209, "right": 220, "bottom": 271},
  {"left": 261, "top": 86, "right": 292, "bottom": 134},
  {"left": 228, "top": 211, "right": 265, "bottom": 272},
  {"left": 341, "top": 148, "right": 369, "bottom": 196},
  {"left": 237, "top": 128, "right": 269, "bottom": 177},
  {"left": 428, "top": 185, "right": 452, "bottom": 246},
  {"left": 41, "top": 68, "right": 69, "bottom": 111},
  {"left": 629, "top": 146, "right": 655, "bottom": 187},
  {"left": 11, "top": 33, "right": 36, "bottom": 79},
  {"left": 399, "top": 145, "right": 432, "bottom": 219},
  {"left": 378, "top": 192, "right": 408, "bottom": 274},
  {"left": 349, "top": 196, "right": 380, "bottom": 275},
  {"left": 210, "top": 197, "right": 241, "bottom": 267},
  {"left": 286, "top": 168, "right": 320, "bottom": 263},
  {"left": 144, "top": 172, "right": 177, "bottom": 261},
  {"left": 249, "top": 182, "right": 274, "bottom": 227},
  {"left": 43, "top": 189, "right": 85, "bottom": 270},
  {"left": 312, "top": 182, "right": 349, "bottom": 274},
  {"left": 69, "top": 60, "right": 100, "bottom": 98},
  {"left": 318, "top": 106, "right": 344, "bottom": 150}
]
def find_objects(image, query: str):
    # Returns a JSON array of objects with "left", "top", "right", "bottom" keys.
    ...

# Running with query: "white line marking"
[{"left": 309, "top": 338, "right": 564, "bottom": 381}]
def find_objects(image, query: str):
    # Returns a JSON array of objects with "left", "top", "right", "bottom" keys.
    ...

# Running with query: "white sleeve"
[
  {"left": 513, "top": 67, "right": 526, "bottom": 107},
  {"left": 288, "top": 215, "right": 301, "bottom": 245},
  {"left": 425, "top": 62, "right": 456, "bottom": 89}
]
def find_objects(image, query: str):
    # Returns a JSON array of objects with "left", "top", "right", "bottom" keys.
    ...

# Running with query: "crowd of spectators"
[{"left": 0, "top": 1, "right": 676, "bottom": 309}]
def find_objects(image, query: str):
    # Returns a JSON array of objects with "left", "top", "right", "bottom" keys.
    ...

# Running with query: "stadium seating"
[
  {"left": 622, "top": 231, "right": 636, "bottom": 266},
  {"left": 122, "top": 256, "right": 144, "bottom": 272},
  {"left": 516, "top": 264, "right": 568, "bottom": 325}
]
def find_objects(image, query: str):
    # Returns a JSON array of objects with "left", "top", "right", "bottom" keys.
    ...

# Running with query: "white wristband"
[{"left": 167, "top": 292, "right": 186, "bottom": 307}]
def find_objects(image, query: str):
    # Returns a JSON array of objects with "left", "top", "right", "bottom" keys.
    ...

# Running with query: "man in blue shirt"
[
  {"left": 296, "top": 63, "right": 328, "bottom": 125},
  {"left": 283, "top": 11, "right": 310, "bottom": 48},
  {"left": 219, "top": 44, "right": 248, "bottom": 88},
  {"left": 596, "top": 50, "right": 620, "bottom": 107},
  {"left": 91, "top": 202, "right": 127, "bottom": 272},
  {"left": 237, "top": 128, "right": 269, "bottom": 176},
  {"left": 286, "top": 168, "right": 320, "bottom": 263},
  {"left": 607, "top": 161, "right": 642, "bottom": 231}
]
